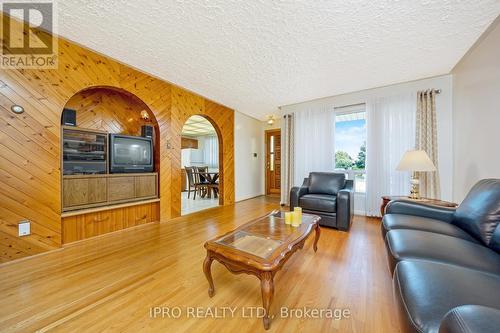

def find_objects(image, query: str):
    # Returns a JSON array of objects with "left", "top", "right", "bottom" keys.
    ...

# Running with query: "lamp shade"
[{"left": 396, "top": 150, "right": 436, "bottom": 172}]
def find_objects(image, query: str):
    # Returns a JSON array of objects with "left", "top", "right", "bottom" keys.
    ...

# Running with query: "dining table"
[{"left": 193, "top": 171, "right": 219, "bottom": 198}]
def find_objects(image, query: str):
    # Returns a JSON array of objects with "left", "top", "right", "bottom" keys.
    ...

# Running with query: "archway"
[{"left": 180, "top": 115, "right": 223, "bottom": 215}]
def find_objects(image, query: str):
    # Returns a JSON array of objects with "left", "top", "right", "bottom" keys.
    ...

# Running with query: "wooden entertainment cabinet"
[
  {"left": 62, "top": 173, "right": 158, "bottom": 212},
  {"left": 61, "top": 125, "right": 160, "bottom": 244},
  {"left": 61, "top": 126, "right": 159, "bottom": 213}
]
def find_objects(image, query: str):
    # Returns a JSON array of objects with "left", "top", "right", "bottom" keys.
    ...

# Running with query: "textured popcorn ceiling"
[{"left": 57, "top": 1, "right": 500, "bottom": 120}]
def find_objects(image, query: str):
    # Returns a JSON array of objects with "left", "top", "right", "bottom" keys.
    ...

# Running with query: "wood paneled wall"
[
  {"left": 64, "top": 88, "right": 157, "bottom": 136},
  {"left": 0, "top": 14, "right": 234, "bottom": 263}
]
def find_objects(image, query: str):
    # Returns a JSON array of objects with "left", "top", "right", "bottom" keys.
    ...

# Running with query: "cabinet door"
[
  {"left": 181, "top": 137, "right": 198, "bottom": 149},
  {"left": 88, "top": 178, "right": 107, "bottom": 204},
  {"left": 180, "top": 169, "right": 187, "bottom": 192},
  {"left": 63, "top": 177, "right": 107, "bottom": 209},
  {"left": 135, "top": 175, "right": 157, "bottom": 198},
  {"left": 108, "top": 176, "right": 135, "bottom": 202},
  {"left": 63, "top": 178, "right": 89, "bottom": 207},
  {"left": 84, "top": 211, "right": 111, "bottom": 238}
]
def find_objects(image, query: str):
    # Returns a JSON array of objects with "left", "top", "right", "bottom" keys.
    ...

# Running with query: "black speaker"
[
  {"left": 141, "top": 125, "right": 154, "bottom": 138},
  {"left": 61, "top": 108, "right": 76, "bottom": 126}
]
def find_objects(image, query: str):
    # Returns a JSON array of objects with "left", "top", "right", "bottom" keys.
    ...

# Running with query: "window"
[
  {"left": 269, "top": 135, "right": 275, "bottom": 171},
  {"left": 203, "top": 135, "right": 219, "bottom": 168},
  {"left": 334, "top": 105, "right": 366, "bottom": 193}
]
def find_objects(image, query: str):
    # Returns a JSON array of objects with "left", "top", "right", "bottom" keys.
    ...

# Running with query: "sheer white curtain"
[
  {"left": 293, "top": 103, "right": 335, "bottom": 186},
  {"left": 203, "top": 135, "right": 219, "bottom": 168},
  {"left": 366, "top": 92, "right": 416, "bottom": 216}
]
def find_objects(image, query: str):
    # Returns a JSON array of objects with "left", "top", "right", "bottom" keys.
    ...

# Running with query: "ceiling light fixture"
[
  {"left": 267, "top": 115, "right": 275, "bottom": 126},
  {"left": 11, "top": 105, "right": 24, "bottom": 114},
  {"left": 140, "top": 110, "right": 150, "bottom": 121}
]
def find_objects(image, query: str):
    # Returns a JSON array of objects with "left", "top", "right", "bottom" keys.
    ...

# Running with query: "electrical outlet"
[{"left": 18, "top": 220, "right": 30, "bottom": 237}]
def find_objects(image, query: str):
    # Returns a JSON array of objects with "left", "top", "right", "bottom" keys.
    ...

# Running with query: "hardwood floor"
[{"left": 0, "top": 196, "right": 400, "bottom": 333}]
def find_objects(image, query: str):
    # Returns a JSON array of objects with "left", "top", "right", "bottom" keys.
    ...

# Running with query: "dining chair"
[
  {"left": 185, "top": 167, "right": 208, "bottom": 199},
  {"left": 196, "top": 166, "right": 209, "bottom": 184}
]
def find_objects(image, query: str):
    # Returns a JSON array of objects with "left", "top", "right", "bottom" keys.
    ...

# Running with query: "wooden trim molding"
[{"left": 61, "top": 199, "right": 160, "bottom": 218}]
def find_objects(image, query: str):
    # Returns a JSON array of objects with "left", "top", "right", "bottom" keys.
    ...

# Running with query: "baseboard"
[{"left": 235, "top": 194, "right": 265, "bottom": 203}]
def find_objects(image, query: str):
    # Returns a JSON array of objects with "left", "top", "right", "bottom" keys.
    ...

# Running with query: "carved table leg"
[
  {"left": 260, "top": 272, "right": 274, "bottom": 330},
  {"left": 313, "top": 223, "right": 321, "bottom": 252},
  {"left": 203, "top": 251, "right": 215, "bottom": 297}
]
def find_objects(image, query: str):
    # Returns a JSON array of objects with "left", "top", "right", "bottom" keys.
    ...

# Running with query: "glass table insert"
[{"left": 215, "top": 231, "right": 283, "bottom": 259}]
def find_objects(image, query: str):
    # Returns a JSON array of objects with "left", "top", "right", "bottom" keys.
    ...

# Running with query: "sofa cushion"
[
  {"left": 393, "top": 261, "right": 500, "bottom": 333},
  {"left": 308, "top": 172, "right": 345, "bottom": 195},
  {"left": 453, "top": 179, "right": 500, "bottom": 250},
  {"left": 490, "top": 225, "right": 500, "bottom": 253},
  {"left": 382, "top": 214, "right": 479, "bottom": 243},
  {"left": 439, "top": 305, "right": 500, "bottom": 333},
  {"left": 299, "top": 194, "right": 336, "bottom": 213},
  {"left": 385, "top": 230, "right": 500, "bottom": 275}
]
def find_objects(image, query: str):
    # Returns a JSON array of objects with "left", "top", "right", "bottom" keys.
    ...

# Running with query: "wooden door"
[{"left": 265, "top": 129, "right": 281, "bottom": 194}]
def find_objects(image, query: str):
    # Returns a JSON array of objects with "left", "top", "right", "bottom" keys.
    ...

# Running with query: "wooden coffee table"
[{"left": 203, "top": 210, "right": 321, "bottom": 330}]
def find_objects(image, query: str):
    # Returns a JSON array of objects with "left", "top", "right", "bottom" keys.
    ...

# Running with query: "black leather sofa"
[
  {"left": 381, "top": 179, "right": 500, "bottom": 333},
  {"left": 290, "top": 172, "right": 353, "bottom": 230}
]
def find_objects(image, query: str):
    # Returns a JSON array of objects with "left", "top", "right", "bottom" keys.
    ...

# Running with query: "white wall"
[
  {"left": 452, "top": 19, "right": 500, "bottom": 202},
  {"left": 234, "top": 111, "right": 265, "bottom": 201},
  {"left": 282, "top": 75, "right": 454, "bottom": 202}
]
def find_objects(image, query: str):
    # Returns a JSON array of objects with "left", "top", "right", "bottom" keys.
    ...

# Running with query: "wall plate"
[{"left": 18, "top": 220, "right": 31, "bottom": 237}]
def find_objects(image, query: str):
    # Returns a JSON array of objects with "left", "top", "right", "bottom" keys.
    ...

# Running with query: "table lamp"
[{"left": 396, "top": 150, "right": 436, "bottom": 199}]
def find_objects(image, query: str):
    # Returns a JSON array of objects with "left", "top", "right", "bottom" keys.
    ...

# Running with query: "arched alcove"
[
  {"left": 62, "top": 86, "right": 160, "bottom": 174},
  {"left": 60, "top": 86, "right": 162, "bottom": 243},
  {"left": 180, "top": 114, "right": 224, "bottom": 214},
  {"left": 63, "top": 86, "right": 158, "bottom": 137}
]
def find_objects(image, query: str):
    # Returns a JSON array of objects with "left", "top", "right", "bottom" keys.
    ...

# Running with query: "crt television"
[{"left": 109, "top": 134, "right": 153, "bottom": 173}]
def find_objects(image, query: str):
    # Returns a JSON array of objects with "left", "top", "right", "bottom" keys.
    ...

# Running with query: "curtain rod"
[
  {"left": 282, "top": 89, "right": 443, "bottom": 117},
  {"left": 421, "top": 89, "right": 442, "bottom": 94}
]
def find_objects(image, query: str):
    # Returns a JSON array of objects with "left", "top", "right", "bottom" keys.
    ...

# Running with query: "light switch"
[{"left": 18, "top": 220, "right": 30, "bottom": 237}]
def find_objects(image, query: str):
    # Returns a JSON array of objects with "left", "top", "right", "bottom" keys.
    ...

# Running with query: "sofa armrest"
[
  {"left": 439, "top": 305, "right": 500, "bottom": 333},
  {"left": 336, "top": 180, "right": 354, "bottom": 231},
  {"left": 290, "top": 186, "right": 308, "bottom": 209},
  {"left": 385, "top": 200, "right": 456, "bottom": 223}
]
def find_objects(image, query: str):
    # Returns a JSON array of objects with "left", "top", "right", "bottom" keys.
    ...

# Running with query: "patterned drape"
[
  {"left": 280, "top": 114, "right": 294, "bottom": 205},
  {"left": 416, "top": 90, "right": 440, "bottom": 199}
]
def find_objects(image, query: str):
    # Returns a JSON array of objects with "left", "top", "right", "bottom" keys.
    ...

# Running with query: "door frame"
[{"left": 265, "top": 129, "right": 281, "bottom": 195}]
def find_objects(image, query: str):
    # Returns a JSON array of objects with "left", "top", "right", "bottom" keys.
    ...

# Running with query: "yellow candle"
[
  {"left": 294, "top": 207, "right": 302, "bottom": 224},
  {"left": 284, "top": 212, "right": 292, "bottom": 225},
  {"left": 291, "top": 211, "right": 301, "bottom": 227}
]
